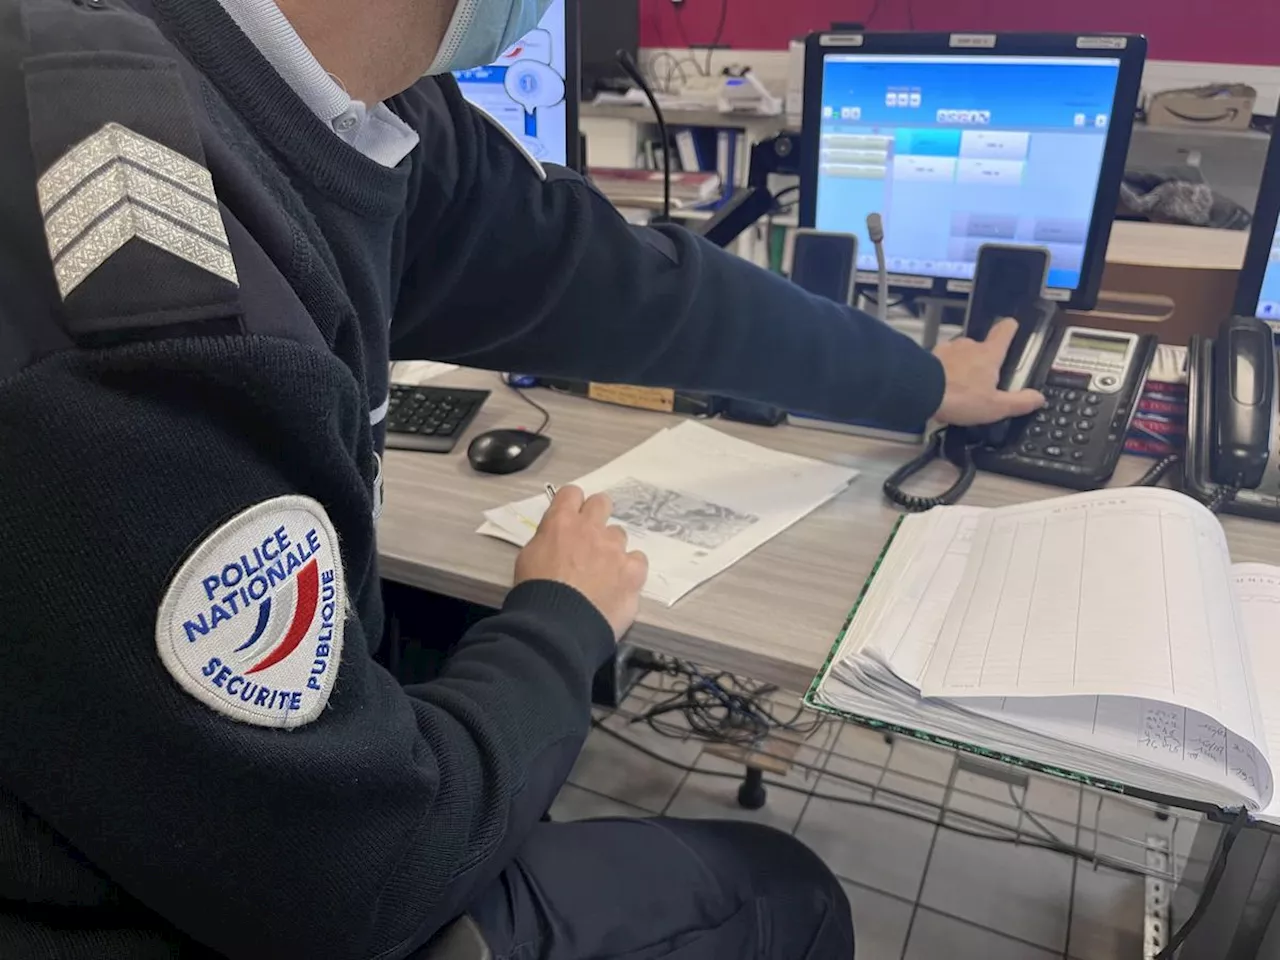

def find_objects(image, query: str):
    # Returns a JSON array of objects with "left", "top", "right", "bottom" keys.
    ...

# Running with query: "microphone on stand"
[{"left": 616, "top": 50, "right": 672, "bottom": 224}]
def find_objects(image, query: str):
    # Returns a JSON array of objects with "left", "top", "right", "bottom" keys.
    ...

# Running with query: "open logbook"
[{"left": 806, "top": 488, "right": 1280, "bottom": 818}]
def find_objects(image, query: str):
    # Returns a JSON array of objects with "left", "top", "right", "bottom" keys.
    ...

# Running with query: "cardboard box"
[
  {"left": 1064, "top": 222, "right": 1248, "bottom": 345},
  {"left": 1147, "top": 85, "right": 1256, "bottom": 131}
]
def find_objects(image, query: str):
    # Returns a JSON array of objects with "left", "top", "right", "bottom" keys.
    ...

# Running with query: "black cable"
[
  {"left": 1153, "top": 807, "right": 1249, "bottom": 959},
  {"left": 1134, "top": 453, "right": 1181, "bottom": 488},
  {"left": 631, "top": 658, "right": 826, "bottom": 747},
  {"left": 499, "top": 374, "right": 551, "bottom": 435},
  {"left": 882, "top": 428, "right": 979, "bottom": 512},
  {"left": 861, "top": 290, "right": 906, "bottom": 310},
  {"left": 591, "top": 719, "right": 1155, "bottom": 878},
  {"left": 772, "top": 185, "right": 799, "bottom": 206},
  {"left": 702, "top": 0, "right": 730, "bottom": 77},
  {"left": 616, "top": 50, "right": 671, "bottom": 223},
  {"left": 1204, "top": 483, "right": 1241, "bottom": 515}
]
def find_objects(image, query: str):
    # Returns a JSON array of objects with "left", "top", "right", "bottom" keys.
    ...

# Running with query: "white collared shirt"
[{"left": 216, "top": 0, "right": 420, "bottom": 168}]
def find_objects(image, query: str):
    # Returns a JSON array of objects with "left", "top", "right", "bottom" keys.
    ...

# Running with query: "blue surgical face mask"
[{"left": 427, "top": 0, "right": 555, "bottom": 74}]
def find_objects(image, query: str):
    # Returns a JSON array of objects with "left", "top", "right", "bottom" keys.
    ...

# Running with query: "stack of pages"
[
  {"left": 807, "top": 488, "right": 1280, "bottom": 817},
  {"left": 479, "top": 421, "right": 858, "bottom": 605}
]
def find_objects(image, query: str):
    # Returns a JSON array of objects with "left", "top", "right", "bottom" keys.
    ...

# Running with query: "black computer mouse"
[{"left": 466, "top": 429, "right": 552, "bottom": 475}]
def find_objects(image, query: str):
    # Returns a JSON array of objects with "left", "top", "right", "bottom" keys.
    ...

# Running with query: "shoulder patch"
[{"left": 156, "top": 496, "right": 345, "bottom": 729}]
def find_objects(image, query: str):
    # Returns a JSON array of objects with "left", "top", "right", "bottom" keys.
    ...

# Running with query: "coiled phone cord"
[
  {"left": 882, "top": 428, "right": 980, "bottom": 512},
  {"left": 1133, "top": 454, "right": 1242, "bottom": 514},
  {"left": 886, "top": 446, "right": 1243, "bottom": 515},
  {"left": 1133, "top": 453, "right": 1181, "bottom": 488}
]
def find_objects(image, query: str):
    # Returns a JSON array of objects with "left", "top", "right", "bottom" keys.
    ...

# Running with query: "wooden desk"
[{"left": 377, "top": 368, "right": 1280, "bottom": 693}]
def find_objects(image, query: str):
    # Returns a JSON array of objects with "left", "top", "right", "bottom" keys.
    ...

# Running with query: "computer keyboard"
[{"left": 384, "top": 384, "right": 491, "bottom": 453}]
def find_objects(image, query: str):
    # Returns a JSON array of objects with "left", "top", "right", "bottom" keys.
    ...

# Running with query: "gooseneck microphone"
[
  {"left": 866, "top": 212, "right": 888, "bottom": 324},
  {"left": 616, "top": 50, "right": 672, "bottom": 224}
]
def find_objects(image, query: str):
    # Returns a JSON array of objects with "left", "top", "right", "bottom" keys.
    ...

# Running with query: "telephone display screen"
[
  {"left": 791, "top": 233, "right": 857, "bottom": 302},
  {"left": 1068, "top": 332, "right": 1128, "bottom": 355}
]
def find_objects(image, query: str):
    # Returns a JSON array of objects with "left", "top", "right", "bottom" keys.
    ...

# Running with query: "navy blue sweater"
[{"left": 0, "top": 0, "right": 944, "bottom": 957}]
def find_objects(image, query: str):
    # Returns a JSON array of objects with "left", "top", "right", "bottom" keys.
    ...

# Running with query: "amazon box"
[
  {"left": 1063, "top": 222, "right": 1248, "bottom": 345},
  {"left": 1147, "top": 86, "right": 1256, "bottom": 131}
]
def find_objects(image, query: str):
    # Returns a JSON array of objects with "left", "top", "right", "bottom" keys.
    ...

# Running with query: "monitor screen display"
[
  {"left": 454, "top": 0, "right": 570, "bottom": 165},
  {"left": 812, "top": 54, "right": 1123, "bottom": 294},
  {"left": 1253, "top": 223, "right": 1280, "bottom": 320}
]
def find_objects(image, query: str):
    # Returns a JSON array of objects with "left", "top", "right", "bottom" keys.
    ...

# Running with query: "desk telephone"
[
  {"left": 1183, "top": 315, "right": 1280, "bottom": 520},
  {"left": 884, "top": 245, "right": 1157, "bottom": 510}
]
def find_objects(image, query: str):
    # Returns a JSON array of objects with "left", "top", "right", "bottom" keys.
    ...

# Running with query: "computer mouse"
[{"left": 466, "top": 429, "right": 552, "bottom": 475}]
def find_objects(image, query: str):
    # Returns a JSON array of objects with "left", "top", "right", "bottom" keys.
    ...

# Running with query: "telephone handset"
[
  {"left": 883, "top": 244, "right": 1157, "bottom": 511},
  {"left": 1184, "top": 315, "right": 1280, "bottom": 519}
]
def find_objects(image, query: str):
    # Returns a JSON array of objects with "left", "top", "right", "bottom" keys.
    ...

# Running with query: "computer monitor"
[
  {"left": 1236, "top": 123, "right": 1280, "bottom": 321},
  {"left": 453, "top": 0, "right": 581, "bottom": 169},
  {"left": 580, "top": 0, "right": 639, "bottom": 99},
  {"left": 799, "top": 33, "right": 1146, "bottom": 310}
]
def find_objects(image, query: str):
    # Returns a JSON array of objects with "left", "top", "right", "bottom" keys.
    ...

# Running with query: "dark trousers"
[{"left": 466, "top": 817, "right": 854, "bottom": 960}]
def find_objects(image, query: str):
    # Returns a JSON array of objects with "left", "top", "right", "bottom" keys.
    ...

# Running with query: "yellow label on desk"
[{"left": 587, "top": 383, "right": 675, "bottom": 413}]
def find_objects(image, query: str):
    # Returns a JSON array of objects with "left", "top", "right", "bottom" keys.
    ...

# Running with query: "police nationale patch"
[{"left": 157, "top": 496, "right": 345, "bottom": 728}]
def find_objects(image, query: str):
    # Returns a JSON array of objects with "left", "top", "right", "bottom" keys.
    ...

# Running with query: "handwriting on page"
[
  {"left": 1140, "top": 705, "right": 1183, "bottom": 754},
  {"left": 1186, "top": 718, "right": 1227, "bottom": 766}
]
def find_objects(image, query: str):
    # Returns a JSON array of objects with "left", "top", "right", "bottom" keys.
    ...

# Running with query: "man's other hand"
[
  {"left": 515, "top": 486, "right": 649, "bottom": 639},
  {"left": 932, "top": 318, "right": 1047, "bottom": 426}
]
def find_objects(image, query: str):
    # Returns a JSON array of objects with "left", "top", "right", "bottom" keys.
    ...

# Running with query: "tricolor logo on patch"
[{"left": 157, "top": 496, "right": 345, "bottom": 728}]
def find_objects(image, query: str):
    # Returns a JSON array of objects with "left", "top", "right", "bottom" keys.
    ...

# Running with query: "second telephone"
[
  {"left": 1183, "top": 315, "right": 1280, "bottom": 519},
  {"left": 884, "top": 244, "right": 1157, "bottom": 510}
]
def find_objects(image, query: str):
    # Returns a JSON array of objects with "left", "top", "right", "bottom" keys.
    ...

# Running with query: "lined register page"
[
  {"left": 919, "top": 489, "right": 1265, "bottom": 749},
  {"left": 1236, "top": 565, "right": 1280, "bottom": 819},
  {"left": 861, "top": 507, "right": 986, "bottom": 687}
]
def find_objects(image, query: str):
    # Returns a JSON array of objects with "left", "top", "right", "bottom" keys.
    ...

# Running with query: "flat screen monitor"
[
  {"left": 581, "top": 0, "right": 639, "bottom": 98},
  {"left": 799, "top": 33, "right": 1146, "bottom": 310},
  {"left": 1237, "top": 124, "right": 1280, "bottom": 322},
  {"left": 453, "top": 0, "right": 580, "bottom": 169}
]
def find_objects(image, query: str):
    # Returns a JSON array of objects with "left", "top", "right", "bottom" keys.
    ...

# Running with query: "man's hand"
[
  {"left": 515, "top": 486, "right": 649, "bottom": 639},
  {"left": 932, "top": 318, "right": 1047, "bottom": 426}
]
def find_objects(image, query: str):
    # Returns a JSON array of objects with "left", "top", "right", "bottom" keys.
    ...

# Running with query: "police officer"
[{"left": 0, "top": 0, "right": 1042, "bottom": 956}]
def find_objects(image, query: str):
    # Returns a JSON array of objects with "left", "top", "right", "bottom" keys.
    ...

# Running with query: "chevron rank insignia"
[{"left": 36, "top": 122, "right": 238, "bottom": 300}]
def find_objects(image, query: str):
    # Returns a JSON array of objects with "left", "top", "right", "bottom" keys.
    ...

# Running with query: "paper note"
[
  {"left": 479, "top": 421, "right": 858, "bottom": 605},
  {"left": 921, "top": 488, "right": 1264, "bottom": 748}
]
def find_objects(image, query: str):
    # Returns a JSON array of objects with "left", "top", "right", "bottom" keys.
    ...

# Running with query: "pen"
[{"left": 545, "top": 483, "right": 557, "bottom": 504}]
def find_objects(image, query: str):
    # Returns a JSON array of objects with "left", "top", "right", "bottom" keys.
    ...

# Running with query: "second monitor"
[{"left": 800, "top": 32, "right": 1146, "bottom": 310}]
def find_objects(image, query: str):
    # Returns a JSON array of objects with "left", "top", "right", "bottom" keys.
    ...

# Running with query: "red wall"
[{"left": 640, "top": 0, "right": 1280, "bottom": 66}]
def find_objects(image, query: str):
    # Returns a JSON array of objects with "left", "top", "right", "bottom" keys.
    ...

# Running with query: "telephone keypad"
[{"left": 976, "top": 331, "right": 1156, "bottom": 492}]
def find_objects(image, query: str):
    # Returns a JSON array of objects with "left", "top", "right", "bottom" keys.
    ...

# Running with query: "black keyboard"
[{"left": 384, "top": 384, "right": 490, "bottom": 453}]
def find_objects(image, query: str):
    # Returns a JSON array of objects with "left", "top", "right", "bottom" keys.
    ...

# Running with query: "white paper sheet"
[
  {"left": 389, "top": 361, "right": 460, "bottom": 384},
  {"left": 919, "top": 489, "right": 1265, "bottom": 748},
  {"left": 478, "top": 421, "right": 858, "bottom": 605}
]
